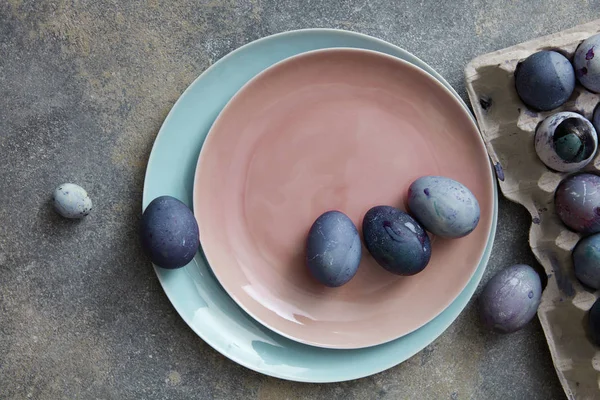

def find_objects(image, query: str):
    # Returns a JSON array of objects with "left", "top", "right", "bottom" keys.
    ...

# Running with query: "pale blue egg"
[
  {"left": 408, "top": 176, "right": 480, "bottom": 238},
  {"left": 53, "top": 183, "right": 93, "bottom": 219}
]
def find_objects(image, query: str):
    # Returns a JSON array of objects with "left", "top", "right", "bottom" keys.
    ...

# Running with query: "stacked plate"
[{"left": 142, "top": 29, "right": 498, "bottom": 382}]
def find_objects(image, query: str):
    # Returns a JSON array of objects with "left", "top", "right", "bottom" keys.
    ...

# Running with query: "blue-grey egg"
[
  {"left": 140, "top": 196, "right": 199, "bottom": 269},
  {"left": 574, "top": 34, "right": 600, "bottom": 93},
  {"left": 479, "top": 264, "right": 542, "bottom": 333},
  {"left": 515, "top": 50, "right": 575, "bottom": 111},
  {"left": 306, "top": 210, "right": 361, "bottom": 287},
  {"left": 407, "top": 176, "right": 480, "bottom": 238},
  {"left": 535, "top": 112, "right": 597, "bottom": 172},
  {"left": 362, "top": 205, "right": 431, "bottom": 276},
  {"left": 573, "top": 233, "right": 600, "bottom": 289},
  {"left": 53, "top": 183, "right": 92, "bottom": 219},
  {"left": 555, "top": 173, "right": 600, "bottom": 234},
  {"left": 589, "top": 298, "right": 600, "bottom": 345}
]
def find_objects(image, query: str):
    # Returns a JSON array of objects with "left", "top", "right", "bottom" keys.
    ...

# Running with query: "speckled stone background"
[{"left": 1, "top": 1, "right": 597, "bottom": 399}]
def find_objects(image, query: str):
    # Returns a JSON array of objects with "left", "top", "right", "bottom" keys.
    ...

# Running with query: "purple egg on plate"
[
  {"left": 407, "top": 176, "right": 480, "bottom": 238},
  {"left": 306, "top": 210, "right": 361, "bottom": 287},
  {"left": 362, "top": 205, "right": 431, "bottom": 276},
  {"left": 141, "top": 195, "right": 200, "bottom": 269}
]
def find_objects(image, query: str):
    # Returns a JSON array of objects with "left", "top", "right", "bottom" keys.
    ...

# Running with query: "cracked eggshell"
[
  {"left": 574, "top": 33, "right": 600, "bottom": 93},
  {"left": 534, "top": 111, "right": 598, "bottom": 172}
]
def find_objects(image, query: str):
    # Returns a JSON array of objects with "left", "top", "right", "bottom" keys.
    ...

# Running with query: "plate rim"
[
  {"left": 192, "top": 46, "right": 495, "bottom": 349},
  {"left": 142, "top": 28, "right": 498, "bottom": 383}
]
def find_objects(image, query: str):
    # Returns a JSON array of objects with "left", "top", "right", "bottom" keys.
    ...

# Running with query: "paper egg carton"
[{"left": 465, "top": 19, "right": 600, "bottom": 400}]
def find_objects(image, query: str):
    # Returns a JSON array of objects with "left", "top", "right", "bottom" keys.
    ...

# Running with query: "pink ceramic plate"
[{"left": 194, "top": 48, "right": 494, "bottom": 349}]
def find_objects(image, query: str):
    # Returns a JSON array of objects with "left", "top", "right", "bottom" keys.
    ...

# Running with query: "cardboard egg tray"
[{"left": 465, "top": 19, "right": 600, "bottom": 400}]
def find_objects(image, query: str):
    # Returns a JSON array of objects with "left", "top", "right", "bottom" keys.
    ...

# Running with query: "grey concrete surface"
[{"left": 1, "top": 1, "right": 596, "bottom": 399}]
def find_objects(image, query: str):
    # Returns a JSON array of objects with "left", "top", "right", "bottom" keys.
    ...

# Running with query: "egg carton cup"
[{"left": 465, "top": 19, "right": 600, "bottom": 400}]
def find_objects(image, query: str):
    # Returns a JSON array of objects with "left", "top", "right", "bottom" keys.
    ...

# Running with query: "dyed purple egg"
[
  {"left": 306, "top": 210, "right": 361, "bottom": 287},
  {"left": 362, "top": 205, "right": 431, "bottom": 276},
  {"left": 479, "top": 264, "right": 542, "bottom": 333},
  {"left": 574, "top": 34, "right": 600, "bottom": 93},
  {"left": 407, "top": 176, "right": 480, "bottom": 238},
  {"left": 573, "top": 233, "right": 600, "bottom": 289},
  {"left": 140, "top": 196, "right": 200, "bottom": 269},
  {"left": 534, "top": 112, "right": 597, "bottom": 172},
  {"left": 555, "top": 173, "right": 600, "bottom": 234}
]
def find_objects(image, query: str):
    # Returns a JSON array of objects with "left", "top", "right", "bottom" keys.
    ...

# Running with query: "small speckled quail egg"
[
  {"left": 534, "top": 112, "right": 598, "bottom": 172},
  {"left": 53, "top": 183, "right": 93, "bottom": 219},
  {"left": 574, "top": 33, "right": 600, "bottom": 93}
]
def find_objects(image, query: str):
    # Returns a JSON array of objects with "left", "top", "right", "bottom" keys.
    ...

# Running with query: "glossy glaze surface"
[
  {"left": 143, "top": 29, "right": 497, "bottom": 382},
  {"left": 194, "top": 48, "right": 494, "bottom": 349}
]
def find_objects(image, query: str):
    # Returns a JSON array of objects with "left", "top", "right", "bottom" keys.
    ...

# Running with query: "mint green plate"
[{"left": 142, "top": 29, "right": 498, "bottom": 383}]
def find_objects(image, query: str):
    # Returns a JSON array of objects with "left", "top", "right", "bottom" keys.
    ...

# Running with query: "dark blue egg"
[
  {"left": 573, "top": 233, "right": 600, "bottom": 289},
  {"left": 589, "top": 298, "right": 600, "bottom": 345},
  {"left": 574, "top": 34, "right": 600, "bottom": 93},
  {"left": 407, "top": 176, "right": 480, "bottom": 238},
  {"left": 479, "top": 264, "right": 542, "bottom": 333},
  {"left": 306, "top": 210, "right": 361, "bottom": 287},
  {"left": 362, "top": 206, "right": 431, "bottom": 276},
  {"left": 140, "top": 196, "right": 199, "bottom": 269},
  {"left": 515, "top": 50, "right": 575, "bottom": 111},
  {"left": 555, "top": 173, "right": 600, "bottom": 234}
]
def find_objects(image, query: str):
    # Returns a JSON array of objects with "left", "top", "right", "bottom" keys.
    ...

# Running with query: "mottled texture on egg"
[
  {"left": 407, "top": 176, "right": 480, "bottom": 238},
  {"left": 534, "top": 112, "right": 597, "bottom": 172},
  {"left": 514, "top": 50, "right": 575, "bottom": 111},
  {"left": 53, "top": 183, "right": 92, "bottom": 219},
  {"left": 305, "top": 210, "right": 361, "bottom": 287},
  {"left": 574, "top": 34, "right": 600, "bottom": 93},
  {"left": 362, "top": 206, "right": 431, "bottom": 276},
  {"left": 589, "top": 298, "right": 600, "bottom": 346},
  {"left": 140, "top": 196, "right": 199, "bottom": 269},
  {"left": 555, "top": 173, "right": 600, "bottom": 234},
  {"left": 573, "top": 233, "right": 600, "bottom": 289},
  {"left": 479, "top": 264, "right": 542, "bottom": 333}
]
